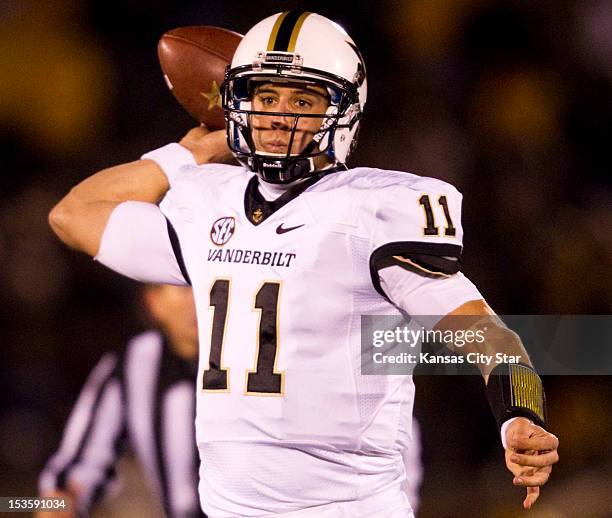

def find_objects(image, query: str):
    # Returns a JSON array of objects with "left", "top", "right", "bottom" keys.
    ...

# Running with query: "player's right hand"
[{"left": 179, "top": 124, "right": 234, "bottom": 164}]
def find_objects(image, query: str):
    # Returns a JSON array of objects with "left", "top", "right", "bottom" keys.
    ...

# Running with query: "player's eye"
[
  {"left": 257, "top": 95, "right": 277, "bottom": 106},
  {"left": 294, "top": 98, "right": 312, "bottom": 109}
]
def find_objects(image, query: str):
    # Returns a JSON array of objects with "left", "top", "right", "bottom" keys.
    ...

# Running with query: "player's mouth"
[
  {"left": 254, "top": 128, "right": 314, "bottom": 155},
  {"left": 265, "top": 140, "right": 290, "bottom": 151}
]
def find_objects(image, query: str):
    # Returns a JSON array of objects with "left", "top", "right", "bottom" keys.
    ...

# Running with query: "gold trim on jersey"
[
  {"left": 252, "top": 208, "right": 264, "bottom": 224},
  {"left": 392, "top": 255, "right": 452, "bottom": 278}
]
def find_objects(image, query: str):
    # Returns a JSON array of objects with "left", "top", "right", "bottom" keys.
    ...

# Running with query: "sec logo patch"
[{"left": 210, "top": 216, "right": 236, "bottom": 246}]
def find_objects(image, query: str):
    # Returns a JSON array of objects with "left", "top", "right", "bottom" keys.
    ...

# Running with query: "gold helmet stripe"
[
  {"left": 266, "top": 11, "right": 289, "bottom": 51},
  {"left": 287, "top": 11, "right": 312, "bottom": 52},
  {"left": 267, "top": 10, "right": 312, "bottom": 52}
]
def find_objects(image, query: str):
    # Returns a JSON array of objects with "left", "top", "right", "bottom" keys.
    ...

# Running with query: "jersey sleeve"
[
  {"left": 95, "top": 201, "right": 191, "bottom": 285},
  {"left": 369, "top": 178, "right": 465, "bottom": 299},
  {"left": 38, "top": 353, "right": 127, "bottom": 514},
  {"left": 379, "top": 265, "right": 483, "bottom": 327},
  {"left": 141, "top": 143, "right": 197, "bottom": 188}
]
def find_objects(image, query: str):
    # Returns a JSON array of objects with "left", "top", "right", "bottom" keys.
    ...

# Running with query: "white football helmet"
[{"left": 222, "top": 11, "right": 367, "bottom": 183}]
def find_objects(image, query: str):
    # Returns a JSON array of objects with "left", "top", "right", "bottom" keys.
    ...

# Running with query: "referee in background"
[{"left": 37, "top": 284, "right": 204, "bottom": 518}]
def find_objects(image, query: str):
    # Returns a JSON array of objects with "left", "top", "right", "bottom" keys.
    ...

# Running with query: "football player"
[{"left": 49, "top": 11, "right": 559, "bottom": 517}]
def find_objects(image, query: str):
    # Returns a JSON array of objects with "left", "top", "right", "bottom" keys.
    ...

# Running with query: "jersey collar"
[{"left": 243, "top": 165, "right": 347, "bottom": 226}]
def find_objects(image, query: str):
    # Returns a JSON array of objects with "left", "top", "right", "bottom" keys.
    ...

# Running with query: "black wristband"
[{"left": 486, "top": 363, "right": 547, "bottom": 430}]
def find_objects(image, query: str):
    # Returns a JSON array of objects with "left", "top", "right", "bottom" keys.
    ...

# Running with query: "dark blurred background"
[{"left": 1, "top": 0, "right": 610, "bottom": 516}]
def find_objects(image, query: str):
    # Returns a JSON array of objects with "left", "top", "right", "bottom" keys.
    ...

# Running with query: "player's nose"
[
  {"left": 270, "top": 118, "right": 292, "bottom": 130},
  {"left": 269, "top": 96, "right": 294, "bottom": 129},
  {"left": 270, "top": 113, "right": 292, "bottom": 130}
]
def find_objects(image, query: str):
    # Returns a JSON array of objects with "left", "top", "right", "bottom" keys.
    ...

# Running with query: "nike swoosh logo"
[{"left": 276, "top": 223, "right": 305, "bottom": 234}]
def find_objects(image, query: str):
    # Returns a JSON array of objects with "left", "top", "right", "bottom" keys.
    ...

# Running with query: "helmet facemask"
[{"left": 222, "top": 64, "right": 361, "bottom": 184}]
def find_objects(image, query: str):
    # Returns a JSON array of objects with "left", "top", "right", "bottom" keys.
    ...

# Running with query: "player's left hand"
[{"left": 504, "top": 417, "right": 559, "bottom": 510}]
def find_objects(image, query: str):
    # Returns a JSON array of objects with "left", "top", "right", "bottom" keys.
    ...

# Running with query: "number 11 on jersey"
[
  {"left": 419, "top": 194, "right": 456, "bottom": 236},
  {"left": 202, "top": 279, "right": 284, "bottom": 395}
]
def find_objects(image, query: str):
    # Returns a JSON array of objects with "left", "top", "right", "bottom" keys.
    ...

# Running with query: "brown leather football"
[{"left": 158, "top": 26, "right": 243, "bottom": 129}]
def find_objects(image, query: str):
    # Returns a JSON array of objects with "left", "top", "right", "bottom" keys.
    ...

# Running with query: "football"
[{"left": 158, "top": 26, "right": 243, "bottom": 129}]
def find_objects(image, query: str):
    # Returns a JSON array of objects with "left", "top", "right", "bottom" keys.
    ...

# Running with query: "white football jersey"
[
  {"left": 97, "top": 153, "right": 479, "bottom": 517},
  {"left": 156, "top": 161, "right": 465, "bottom": 516}
]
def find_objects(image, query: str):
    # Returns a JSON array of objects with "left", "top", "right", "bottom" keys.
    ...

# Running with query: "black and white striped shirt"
[{"left": 39, "top": 330, "right": 205, "bottom": 518}]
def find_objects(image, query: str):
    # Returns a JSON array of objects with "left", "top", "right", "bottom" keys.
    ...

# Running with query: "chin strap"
[
  {"left": 249, "top": 155, "right": 316, "bottom": 183},
  {"left": 249, "top": 132, "right": 328, "bottom": 183}
]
